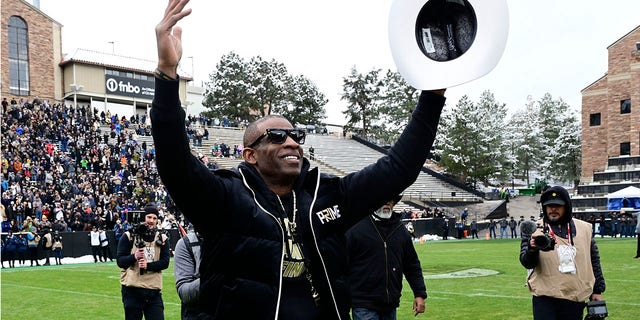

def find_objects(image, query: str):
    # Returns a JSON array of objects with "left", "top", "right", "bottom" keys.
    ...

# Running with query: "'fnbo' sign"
[{"left": 105, "top": 74, "right": 155, "bottom": 99}]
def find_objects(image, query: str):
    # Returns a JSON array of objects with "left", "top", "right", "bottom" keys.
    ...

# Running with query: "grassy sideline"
[{"left": 1, "top": 237, "right": 638, "bottom": 319}]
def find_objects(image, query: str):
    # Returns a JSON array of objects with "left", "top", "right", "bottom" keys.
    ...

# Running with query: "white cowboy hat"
[{"left": 389, "top": 0, "right": 509, "bottom": 90}]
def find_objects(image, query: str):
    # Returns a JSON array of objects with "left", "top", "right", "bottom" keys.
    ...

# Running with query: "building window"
[
  {"left": 8, "top": 16, "right": 30, "bottom": 96},
  {"left": 589, "top": 113, "right": 601, "bottom": 126},
  {"left": 620, "top": 142, "right": 631, "bottom": 156},
  {"left": 620, "top": 99, "right": 631, "bottom": 114}
]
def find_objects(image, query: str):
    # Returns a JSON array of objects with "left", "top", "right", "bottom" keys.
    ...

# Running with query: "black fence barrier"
[
  {"left": 401, "top": 218, "right": 490, "bottom": 239},
  {"left": 1, "top": 229, "right": 182, "bottom": 259}
]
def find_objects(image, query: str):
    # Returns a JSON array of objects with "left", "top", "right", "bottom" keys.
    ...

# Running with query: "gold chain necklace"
[
  {"left": 275, "top": 190, "right": 320, "bottom": 306},
  {"left": 276, "top": 191, "right": 297, "bottom": 238}
]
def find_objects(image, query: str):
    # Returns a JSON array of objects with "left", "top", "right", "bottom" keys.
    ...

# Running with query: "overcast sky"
[{"left": 38, "top": 0, "right": 640, "bottom": 125}]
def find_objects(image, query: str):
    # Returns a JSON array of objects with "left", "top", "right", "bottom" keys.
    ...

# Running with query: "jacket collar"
[{"left": 237, "top": 158, "right": 315, "bottom": 199}]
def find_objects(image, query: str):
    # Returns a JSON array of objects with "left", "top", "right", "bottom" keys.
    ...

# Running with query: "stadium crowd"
[{"left": 1, "top": 96, "right": 185, "bottom": 267}]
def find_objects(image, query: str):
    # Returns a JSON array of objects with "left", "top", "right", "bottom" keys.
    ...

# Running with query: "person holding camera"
[
  {"left": 519, "top": 186, "right": 606, "bottom": 320},
  {"left": 116, "top": 204, "right": 170, "bottom": 320}
]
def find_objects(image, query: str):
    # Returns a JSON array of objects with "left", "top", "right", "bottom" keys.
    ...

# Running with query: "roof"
[
  {"left": 606, "top": 186, "right": 640, "bottom": 199},
  {"left": 19, "top": 0, "right": 63, "bottom": 27},
  {"left": 606, "top": 25, "right": 640, "bottom": 50},
  {"left": 582, "top": 25, "right": 640, "bottom": 92},
  {"left": 59, "top": 48, "right": 192, "bottom": 79}
]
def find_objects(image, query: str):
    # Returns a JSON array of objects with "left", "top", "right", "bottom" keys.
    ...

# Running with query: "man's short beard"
[{"left": 375, "top": 207, "right": 392, "bottom": 219}]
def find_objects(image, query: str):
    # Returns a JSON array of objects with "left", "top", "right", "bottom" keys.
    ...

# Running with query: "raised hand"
[{"left": 155, "top": 0, "right": 192, "bottom": 78}]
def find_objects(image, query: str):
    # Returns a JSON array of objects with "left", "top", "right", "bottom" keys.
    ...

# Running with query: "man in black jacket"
[
  {"left": 152, "top": 1, "right": 445, "bottom": 319},
  {"left": 346, "top": 195, "right": 427, "bottom": 319}
]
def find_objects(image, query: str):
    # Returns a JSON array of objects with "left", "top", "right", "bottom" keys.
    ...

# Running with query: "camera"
[
  {"left": 130, "top": 222, "right": 165, "bottom": 247},
  {"left": 520, "top": 221, "right": 556, "bottom": 251},
  {"left": 584, "top": 300, "right": 607, "bottom": 319},
  {"left": 533, "top": 231, "right": 556, "bottom": 252}
]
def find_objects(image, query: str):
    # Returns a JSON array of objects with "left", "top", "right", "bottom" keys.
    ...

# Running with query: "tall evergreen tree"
[
  {"left": 436, "top": 95, "right": 476, "bottom": 184},
  {"left": 202, "top": 51, "right": 253, "bottom": 121},
  {"left": 506, "top": 97, "right": 543, "bottom": 186},
  {"left": 436, "top": 91, "right": 508, "bottom": 187},
  {"left": 341, "top": 67, "right": 382, "bottom": 137},
  {"left": 376, "top": 70, "right": 420, "bottom": 145},
  {"left": 537, "top": 93, "right": 570, "bottom": 179},
  {"left": 548, "top": 108, "right": 582, "bottom": 188},
  {"left": 247, "top": 56, "right": 289, "bottom": 117},
  {"left": 280, "top": 75, "right": 328, "bottom": 127},
  {"left": 202, "top": 52, "right": 327, "bottom": 124}
]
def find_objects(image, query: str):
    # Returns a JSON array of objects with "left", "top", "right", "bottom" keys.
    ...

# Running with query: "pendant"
[{"left": 288, "top": 221, "right": 297, "bottom": 238}]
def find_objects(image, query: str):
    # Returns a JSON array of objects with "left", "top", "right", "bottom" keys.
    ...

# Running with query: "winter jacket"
[
  {"left": 520, "top": 186, "right": 606, "bottom": 300},
  {"left": 346, "top": 214, "right": 427, "bottom": 311},
  {"left": 151, "top": 78, "right": 444, "bottom": 319}
]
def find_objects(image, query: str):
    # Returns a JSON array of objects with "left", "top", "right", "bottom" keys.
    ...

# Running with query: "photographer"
[
  {"left": 116, "top": 204, "right": 170, "bottom": 320},
  {"left": 520, "top": 186, "right": 606, "bottom": 320}
]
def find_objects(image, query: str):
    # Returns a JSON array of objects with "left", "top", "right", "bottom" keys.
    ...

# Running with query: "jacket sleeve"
[
  {"left": 338, "top": 91, "right": 445, "bottom": 223},
  {"left": 174, "top": 238, "right": 200, "bottom": 305},
  {"left": 116, "top": 233, "right": 136, "bottom": 269},
  {"left": 151, "top": 78, "right": 228, "bottom": 227},
  {"left": 402, "top": 230, "right": 427, "bottom": 299},
  {"left": 590, "top": 238, "right": 606, "bottom": 294},
  {"left": 519, "top": 235, "right": 539, "bottom": 269}
]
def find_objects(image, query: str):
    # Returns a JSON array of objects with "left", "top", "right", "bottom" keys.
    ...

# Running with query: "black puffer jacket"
[
  {"left": 151, "top": 78, "right": 444, "bottom": 319},
  {"left": 346, "top": 214, "right": 427, "bottom": 311}
]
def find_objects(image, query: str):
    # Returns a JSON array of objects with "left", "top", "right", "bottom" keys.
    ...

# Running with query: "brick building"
[
  {"left": 1, "top": 0, "right": 63, "bottom": 102},
  {"left": 581, "top": 25, "right": 640, "bottom": 183},
  {"left": 2, "top": 0, "right": 194, "bottom": 118}
]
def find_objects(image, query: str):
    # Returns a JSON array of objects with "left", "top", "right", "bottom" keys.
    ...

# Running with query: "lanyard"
[{"left": 546, "top": 222, "right": 573, "bottom": 246}]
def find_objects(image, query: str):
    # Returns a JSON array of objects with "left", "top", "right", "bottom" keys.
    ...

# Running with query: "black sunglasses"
[{"left": 248, "top": 128, "right": 306, "bottom": 148}]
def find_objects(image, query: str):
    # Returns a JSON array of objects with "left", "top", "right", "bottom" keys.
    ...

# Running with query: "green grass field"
[{"left": 1, "top": 237, "right": 638, "bottom": 319}]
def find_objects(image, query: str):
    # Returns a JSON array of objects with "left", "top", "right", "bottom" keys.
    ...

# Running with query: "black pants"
[
  {"left": 636, "top": 234, "right": 640, "bottom": 257},
  {"left": 532, "top": 296, "right": 585, "bottom": 320},
  {"left": 92, "top": 246, "right": 102, "bottom": 262},
  {"left": 121, "top": 285, "right": 164, "bottom": 320}
]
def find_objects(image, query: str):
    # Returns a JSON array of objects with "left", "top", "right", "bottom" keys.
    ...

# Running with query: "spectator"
[
  {"left": 1, "top": 216, "right": 11, "bottom": 232},
  {"left": 485, "top": 219, "right": 495, "bottom": 239},
  {"left": 455, "top": 219, "right": 465, "bottom": 239},
  {"left": 3, "top": 231, "right": 18, "bottom": 268},
  {"left": 52, "top": 230, "right": 63, "bottom": 265},
  {"left": 441, "top": 219, "right": 450, "bottom": 240},
  {"left": 26, "top": 230, "right": 40, "bottom": 266},
  {"left": 509, "top": 216, "right": 518, "bottom": 238},
  {"left": 99, "top": 227, "right": 113, "bottom": 262},
  {"left": 89, "top": 225, "right": 102, "bottom": 263},
  {"left": 470, "top": 220, "right": 479, "bottom": 239},
  {"left": 498, "top": 217, "right": 508, "bottom": 239},
  {"left": 114, "top": 218, "right": 127, "bottom": 242},
  {"left": 16, "top": 233, "right": 28, "bottom": 266}
]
